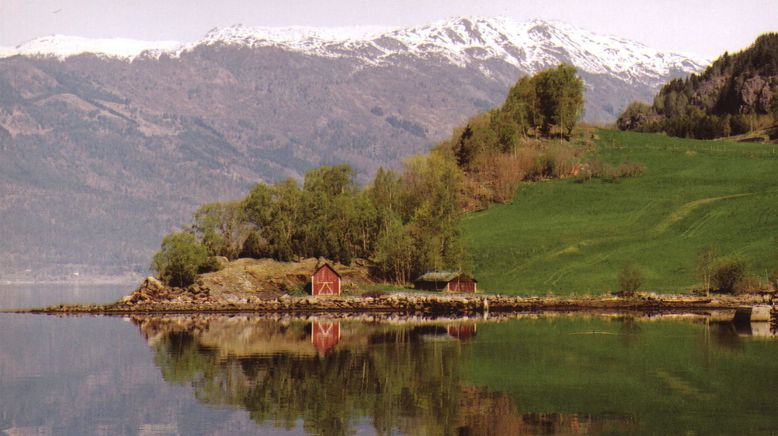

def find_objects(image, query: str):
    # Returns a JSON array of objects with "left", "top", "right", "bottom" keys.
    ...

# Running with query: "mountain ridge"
[{"left": 4, "top": 17, "right": 706, "bottom": 83}]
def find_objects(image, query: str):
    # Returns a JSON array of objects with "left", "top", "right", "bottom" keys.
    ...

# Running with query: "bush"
[
  {"left": 711, "top": 258, "right": 746, "bottom": 293},
  {"left": 151, "top": 231, "right": 208, "bottom": 287},
  {"left": 240, "top": 231, "right": 269, "bottom": 258},
  {"left": 198, "top": 256, "right": 227, "bottom": 274},
  {"left": 576, "top": 161, "right": 645, "bottom": 183},
  {"left": 617, "top": 101, "right": 655, "bottom": 131},
  {"left": 736, "top": 276, "right": 768, "bottom": 293},
  {"left": 618, "top": 262, "right": 642, "bottom": 296}
]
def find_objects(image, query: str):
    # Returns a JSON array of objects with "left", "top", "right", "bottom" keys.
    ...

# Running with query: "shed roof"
[
  {"left": 415, "top": 271, "right": 475, "bottom": 283},
  {"left": 313, "top": 262, "right": 341, "bottom": 278}
]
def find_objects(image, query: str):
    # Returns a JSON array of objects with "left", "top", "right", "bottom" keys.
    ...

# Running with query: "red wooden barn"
[
  {"left": 414, "top": 271, "right": 478, "bottom": 293},
  {"left": 311, "top": 263, "right": 341, "bottom": 296}
]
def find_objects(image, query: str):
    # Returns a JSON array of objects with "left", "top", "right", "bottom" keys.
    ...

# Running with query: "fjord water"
[
  {"left": 2, "top": 290, "right": 778, "bottom": 434},
  {"left": 0, "top": 283, "right": 131, "bottom": 310}
]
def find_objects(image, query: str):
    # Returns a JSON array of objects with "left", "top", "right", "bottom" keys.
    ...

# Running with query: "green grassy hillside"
[{"left": 462, "top": 130, "right": 778, "bottom": 294}]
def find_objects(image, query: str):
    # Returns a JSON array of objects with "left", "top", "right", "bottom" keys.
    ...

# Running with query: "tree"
[
  {"left": 369, "top": 167, "right": 402, "bottom": 227},
  {"left": 373, "top": 216, "right": 415, "bottom": 283},
  {"left": 618, "top": 262, "right": 642, "bottom": 296},
  {"left": 299, "top": 165, "right": 361, "bottom": 262},
  {"left": 554, "top": 64, "right": 585, "bottom": 137},
  {"left": 768, "top": 236, "right": 778, "bottom": 292},
  {"left": 192, "top": 201, "right": 249, "bottom": 259},
  {"left": 331, "top": 192, "right": 378, "bottom": 262},
  {"left": 240, "top": 230, "right": 269, "bottom": 259},
  {"left": 242, "top": 183, "right": 274, "bottom": 229},
  {"left": 711, "top": 258, "right": 746, "bottom": 293},
  {"left": 151, "top": 231, "right": 208, "bottom": 287},
  {"left": 504, "top": 75, "right": 539, "bottom": 136},
  {"left": 268, "top": 179, "right": 303, "bottom": 261},
  {"left": 489, "top": 109, "right": 518, "bottom": 152},
  {"left": 401, "top": 154, "right": 463, "bottom": 275},
  {"left": 769, "top": 266, "right": 778, "bottom": 293},
  {"left": 303, "top": 164, "right": 357, "bottom": 198},
  {"left": 452, "top": 124, "right": 477, "bottom": 167},
  {"left": 771, "top": 87, "right": 778, "bottom": 122},
  {"left": 696, "top": 244, "right": 719, "bottom": 295},
  {"left": 534, "top": 64, "right": 584, "bottom": 138}
]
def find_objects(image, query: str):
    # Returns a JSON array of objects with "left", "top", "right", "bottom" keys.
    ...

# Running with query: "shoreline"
[{"left": 9, "top": 292, "right": 775, "bottom": 319}]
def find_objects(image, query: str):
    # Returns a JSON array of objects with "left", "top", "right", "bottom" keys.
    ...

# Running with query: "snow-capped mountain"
[
  {"left": 4, "top": 17, "right": 706, "bottom": 88},
  {"left": 6, "top": 35, "right": 182, "bottom": 60},
  {"left": 0, "top": 17, "right": 708, "bottom": 276},
  {"left": 196, "top": 18, "right": 707, "bottom": 86}
]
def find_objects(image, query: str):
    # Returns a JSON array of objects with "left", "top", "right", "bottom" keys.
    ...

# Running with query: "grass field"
[{"left": 462, "top": 129, "right": 778, "bottom": 295}]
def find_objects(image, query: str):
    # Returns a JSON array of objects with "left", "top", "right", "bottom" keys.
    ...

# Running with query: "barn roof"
[{"left": 415, "top": 271, "right": 475, "bottom": 283}]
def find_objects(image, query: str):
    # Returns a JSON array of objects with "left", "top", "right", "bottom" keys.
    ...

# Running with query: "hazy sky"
[{"left": 1, "top": 0, "right": 776, "bottom": 58}]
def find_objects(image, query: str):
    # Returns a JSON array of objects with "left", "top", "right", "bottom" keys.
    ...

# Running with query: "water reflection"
[
  {"left": 135, "top": 316, "right": 467, "bottom": 435},
  {"left": 133, "top": 316, "right": 636, "bottom": 435},
  {"left": 311, "top": 320, "right": 340, "bottom": 354},
  {"left": 4, "top": 311, "right": 777, "bottom": 435}
]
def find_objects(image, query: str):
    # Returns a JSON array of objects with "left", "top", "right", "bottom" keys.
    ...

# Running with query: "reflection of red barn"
[
  {"left": 311, "top": 263, "right": 341, "bottom": 296},
  {"left": 448, "top": 323, "right": 477, "bottom": 340},
  {"left": 414, "top": 272, "right": 478, "bottom": 293},
  {"left": 311, "top": 320, "right": 341, "bottom": 354}
]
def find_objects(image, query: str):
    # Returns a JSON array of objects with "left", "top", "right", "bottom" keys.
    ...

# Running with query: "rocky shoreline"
[{"left": 13, "top": 276, "right": 775, "bottom": 318}]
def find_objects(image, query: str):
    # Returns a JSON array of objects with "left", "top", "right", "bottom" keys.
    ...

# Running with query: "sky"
[{"left": 1, "top": 0, "right": 776, "bottom": 58}]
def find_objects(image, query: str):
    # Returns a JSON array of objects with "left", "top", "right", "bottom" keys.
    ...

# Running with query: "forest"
[{"left": 617, "top": 33, "right": 778, "bottom": 139}]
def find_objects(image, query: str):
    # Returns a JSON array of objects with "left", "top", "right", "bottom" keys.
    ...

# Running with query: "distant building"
[
  {"left": 311, "top": 263, "right": 341, "bottom": 296},
  {"left": 414, "top": 271, "right": 478, "bottom": 293}
]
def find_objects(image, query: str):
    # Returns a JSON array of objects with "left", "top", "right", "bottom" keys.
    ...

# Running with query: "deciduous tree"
[{"left": 152, "top": 231, "right": 208, "bottom": 287}]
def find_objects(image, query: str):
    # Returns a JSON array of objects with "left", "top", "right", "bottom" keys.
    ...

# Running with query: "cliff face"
[
  {"left": 658, "top": 34, "right": 777, "bottom": 119},
  {"left": 618, "top": 33, "right": 778, "bottom": 140}
]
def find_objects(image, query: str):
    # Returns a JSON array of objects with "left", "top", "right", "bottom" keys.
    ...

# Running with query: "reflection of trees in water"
[
  {"left": 136, "top": 317, "right": 636, "bottom": 435},
  {"left": 617, "top": 316, "right": 642, "bottom": 348},
  {"left": 711, "top": 321, "right": 744, "bottom": 351},
  {"left": 139, "top": 317, "right": 463, "bottom": 435},
  {"left": 458, "top": 385, "right": 636, "bottom": 435}
]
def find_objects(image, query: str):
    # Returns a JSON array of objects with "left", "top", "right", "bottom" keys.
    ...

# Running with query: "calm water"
[
  {"left": 0, "top": 283, "right": 131, "bottom": 310},
  {"left": 2, "top": 288, "right": 778, "bottom": 435}
]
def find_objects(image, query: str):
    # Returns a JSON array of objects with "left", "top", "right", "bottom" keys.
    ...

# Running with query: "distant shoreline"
[
  {"left": 0, "top": 277, "right": 141, "bottom": 286},
  {"left": 11, "top": 292, "right": 774, "bottom": 320}
]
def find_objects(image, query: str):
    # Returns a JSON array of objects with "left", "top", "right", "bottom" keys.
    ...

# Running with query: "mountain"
[
  {"left": 617, "top": 33, "right": 778, "bottom": 139},
  {"left": 0, "top": 17, "right": 706, "bottom": 279},
  {"left": 3, "top": 17, "right": 707, "bottom": 121}
]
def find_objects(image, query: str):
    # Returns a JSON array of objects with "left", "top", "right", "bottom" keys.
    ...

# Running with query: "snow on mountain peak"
[
  {"left": 1, "top": 17, "right": 708, "bottom": 85},
  {"left": 369, "top": 16, "right": 708, "bottom": 80},
  {"left": 201, "top": 23, "right": 391, "bottom": 46},
  {"left": 8, "top": 35, "right": 182, "bottom": 61}
]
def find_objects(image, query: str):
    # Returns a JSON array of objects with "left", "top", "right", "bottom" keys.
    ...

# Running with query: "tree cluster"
[
  {"left": 451, "top": 63, "right": 584, "bottom": 164},
  {"left": 618, "top": 33, "right": 778, "bottom": 139},
  {"left": 439, "top": 64, "right": 586, "bottom": 208},
  {"left": 694, "top": 243, "right": 778, "bottom": 294},
  {"left": 152, "top": 158, "right": 463, "bottom": 287}
]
